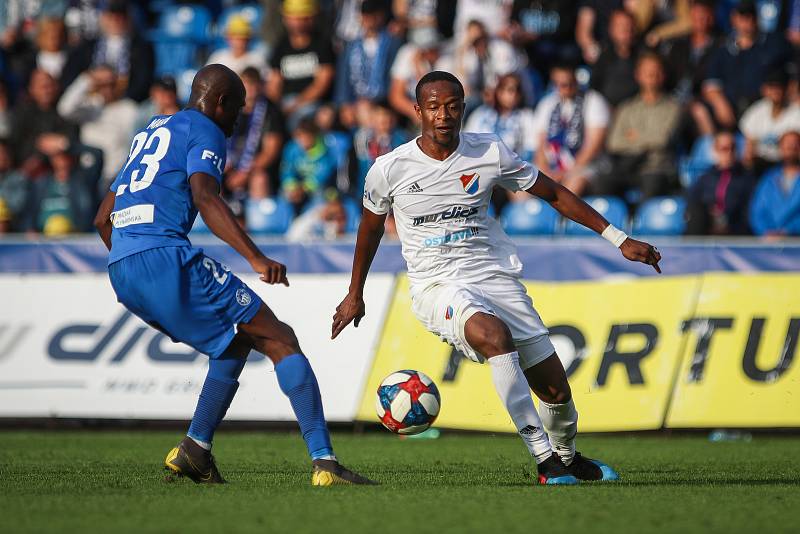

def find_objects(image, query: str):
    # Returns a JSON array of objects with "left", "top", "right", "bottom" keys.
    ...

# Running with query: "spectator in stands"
[
  {"left": 335, "top": 0, "right": 402, "bottom": 129},
  {"left": 660, "top": 0, "right": 718, "bottom": 105},
  {"left": 134, "top": 76, "right": 180, "bottom": 132},
  {"left": 389, "top": 27, "right": 444, "bottom": 124},
  {"left": 575, "top": 0, "right": 624, "bottom": 65},
  {"left": 286, "top": 190, "right": 349, "bottom": 241},
  {"left": 16, "top": 17, "right": 69, "bottom": 86},
  {"left": 267, "top": 0, "right": 335, "bottom": 127},
  {"left": 465, "top": 72, "right": 537, "bottom": 162},
  {"left": 597, "top": 53, "right": 681, "bottom": 199},
  {"left": 392, "top": 0, "right": 443, "bottom": 37},
  {"left": 9, "top": 69, "right": 76, "bottom": 171},
  {"left": 225, "top": 67, "right": 285, "bottom": 208},
  {"left": 633, "top": 0, "right": 691, "bottom": 47},
  {"left": 206, "top": 15, "right": 269, "bottom": 77},
  {"left": 57, "top": 64, "right": 138, "bottom": 187},
  {"left": 453, "top": 0, "right": 513, "bottom": 40},
  {"left": 749, "top": 130, "right": 800, "bottom": 237},
  {"left": 532, "top": 63, "right": 610, "bottom": 196},
  {"left": 280, "top": 118, "right": 337, "bottom": 213},
  {"left": 61, "top": 0, "right": 154, "bottom": 103},
  {"left": 334, "top": 0, "right": 366, "bottom": 49},
  {"left": 685, "top": 130, "right": 757, "bottom": 235},
  {"left": 314, "top": 102, "right": 352, "bottom": 189},
  {"left": 349, "top": 100, "right": 408, "bottom": 196},
  {"left": 590, "top": 9, "right": 641, "bottom": 108},
  {"left": 21, "top": 144, "right": 102, "bottom": 234},
  {"left": 439, "top": 20, "right": 525, "bottom": 112},
  {"left": 740, "top": 68, "right": 800, "bottom": 173},
  {"left": 0, "top": 139, "right": 27, "bottom": 230},
  {"left": 702, "top": 0, "right": 790, "bottom": 129},
  {"left": 504, "top": 0, "right": 581, "bottom": 76}
]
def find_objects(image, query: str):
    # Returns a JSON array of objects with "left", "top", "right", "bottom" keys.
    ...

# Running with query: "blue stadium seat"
[
  {"left": 176, "top": 68, "right": 197, "bottom": 104},
  {"left": 500, "top": 198, "right": 560, "bottom": 235},
  {"left": 214, "top": 4, "right": 264, "bottom": 49},
  {"left": 564, "top": 196, "right": 628, "bottom": 235},
  {"left": 632, "top": 196, "right": 687, "bottom": 236},
  {"left": 245, "top": 197, "right": 294, "bottom": 234},
  {"left": 151, "top": 5, "right": 213, "bottom": 76}
]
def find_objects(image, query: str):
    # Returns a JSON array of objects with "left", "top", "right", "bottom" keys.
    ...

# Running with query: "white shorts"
[{"left": 410, "top": 275, "right": 555, "bottom": 368}]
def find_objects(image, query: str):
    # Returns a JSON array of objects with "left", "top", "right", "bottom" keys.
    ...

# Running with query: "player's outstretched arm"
[
  {"left": 527, "top": 171, "right": 662, "bottom": 273},
  {"left": 94, "top": 191, "right": 116, "bottom": 251},
  {"left": 190, "top": 172, "right": 289, "bottom": 285},
  {"left": 331, "top": 209, "right": 387, "bottom": 339}
]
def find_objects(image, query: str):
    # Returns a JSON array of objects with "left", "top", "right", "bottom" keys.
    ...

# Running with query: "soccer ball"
[{"left": 375, "top": 370, "right": 441, "bottom": 435}]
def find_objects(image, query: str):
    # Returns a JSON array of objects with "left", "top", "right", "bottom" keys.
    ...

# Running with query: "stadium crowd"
[{"left": 0, "top": 0, "right": 799, "bottom": 239}]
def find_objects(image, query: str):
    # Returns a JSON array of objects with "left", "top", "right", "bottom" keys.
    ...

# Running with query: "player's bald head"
[
  {"left": 188, "top": 64, "right": 244, "bottom": 104},
  {"left": 187, "top": 64, "right": 246, "bottom": 137}
]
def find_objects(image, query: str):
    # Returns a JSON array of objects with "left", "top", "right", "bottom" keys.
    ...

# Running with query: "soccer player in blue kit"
[{"left": 93, "top": 64, "right": 376, "bottom": 486}]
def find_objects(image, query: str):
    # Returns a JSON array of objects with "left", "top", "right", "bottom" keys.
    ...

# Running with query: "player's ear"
[{"left": 414, "top": 104, "right": 421, "bottom": 119}]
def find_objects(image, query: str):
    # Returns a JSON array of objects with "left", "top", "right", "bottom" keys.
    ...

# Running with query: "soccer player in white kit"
[{"left": 332, "top": 71, "right": 662, "bottom": 485}]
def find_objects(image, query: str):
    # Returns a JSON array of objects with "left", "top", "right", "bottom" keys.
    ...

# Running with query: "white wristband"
[{"left": 601, "top": 224, "right": 628, "bottom": 248}]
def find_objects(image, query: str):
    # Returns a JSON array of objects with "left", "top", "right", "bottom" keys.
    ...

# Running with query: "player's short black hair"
[{"left": 415, "top": 71, "right": 464, "bottom": 105}]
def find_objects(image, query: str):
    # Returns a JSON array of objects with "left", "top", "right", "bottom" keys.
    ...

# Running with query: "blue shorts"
[{"left": 108, "top": 246, "right": 262, "bottom": 358}]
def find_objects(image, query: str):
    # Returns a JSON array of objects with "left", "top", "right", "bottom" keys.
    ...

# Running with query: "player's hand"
[
  {"left": 251, "top": 257, "right": 289, "bottom": 286},
  {"left": 620, "top": 238, "right": 662, "bottom": 273},
  {"left": 331, "top": 292, "right": 365, "bottom": 339}
]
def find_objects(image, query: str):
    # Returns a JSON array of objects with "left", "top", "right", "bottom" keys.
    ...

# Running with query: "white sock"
[
  {"left": 539, "top": 399, "right": 578, "bottom": 465},
  {"left": 189, "top": 436, "right": 212, "bottom": 450},
  {"left": 488, "top": 351, "right": 552, "bottom": 463}
]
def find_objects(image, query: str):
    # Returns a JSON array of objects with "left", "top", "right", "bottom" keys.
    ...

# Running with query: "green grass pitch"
[{"left": 0, "top": 430, "right": 797, "bottom": 533}]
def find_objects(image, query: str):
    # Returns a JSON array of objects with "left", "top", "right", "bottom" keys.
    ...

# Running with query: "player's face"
[{"left": 415, "top": 81, "right": 464, "bottom": 147}]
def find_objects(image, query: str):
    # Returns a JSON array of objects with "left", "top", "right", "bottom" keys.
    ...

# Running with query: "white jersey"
[{"left": 363, "top": 132, "right": 538, "bottom": 289}]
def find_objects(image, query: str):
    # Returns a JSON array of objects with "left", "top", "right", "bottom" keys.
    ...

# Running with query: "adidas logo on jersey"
[{"left": 407, "top": 182, "right": 424, "bottom": 193}]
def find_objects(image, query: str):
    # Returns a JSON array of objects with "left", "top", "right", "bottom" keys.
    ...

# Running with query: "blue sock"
[
  {"left": 187, "top": 354, "right": 247, "bottom": 447},
  {"left": 275, "top": 353, "right": 334, "bottom": 460}
]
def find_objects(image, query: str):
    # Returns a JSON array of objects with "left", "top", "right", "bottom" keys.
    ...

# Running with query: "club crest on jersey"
[
  {"left": 445, "top": 305, "right": 454, "bottom": 320},
  {"left": 459, "top": 173, "right": 480, "bottom": 194}
]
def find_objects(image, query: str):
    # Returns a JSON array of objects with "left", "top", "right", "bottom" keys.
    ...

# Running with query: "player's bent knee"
[{"left": 465, "top": 314, "right": 515, "bottom": 357}]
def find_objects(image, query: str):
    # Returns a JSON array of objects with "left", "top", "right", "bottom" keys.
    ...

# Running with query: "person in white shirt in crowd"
[
  {"left": 21, "top": 17, "right": 69, "bottom": 84},
  {"left": 57, "top": 64, "right": 137, "bottom": 189},
  {"left": 453, "top": 0, "right": 513, "bottom": 41},
  {"left": 392, "top": 0, "right": 441, "bottom": 36},
  {"left": 389, "top": 26, "right": 446, "bottom": 124},
  {"left": 465, "top": 72, "right": 536, "bottom": 162},
  {"left": 206, "top": 15, "right": 269, "bottom": 78},
  {"left": 287, "top": 190, "right": 349, "bottom": 242},
  {"left": 740, "top": 68, "right": 800, "bottom": 174},
  {"left": 438, "top": 19, "right": 525, "bottom": 113},
  {"left": 531, "top": 62, "right": 610, "bottom": 196}
]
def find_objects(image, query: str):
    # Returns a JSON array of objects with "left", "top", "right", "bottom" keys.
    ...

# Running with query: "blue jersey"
[{"left": 108, "top": 109, "right": 227, "bottom": 264}]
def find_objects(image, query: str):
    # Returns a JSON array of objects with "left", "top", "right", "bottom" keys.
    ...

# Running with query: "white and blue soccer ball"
[{"left": 375, "top": 370, "right": 441, "bottom": 435}]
